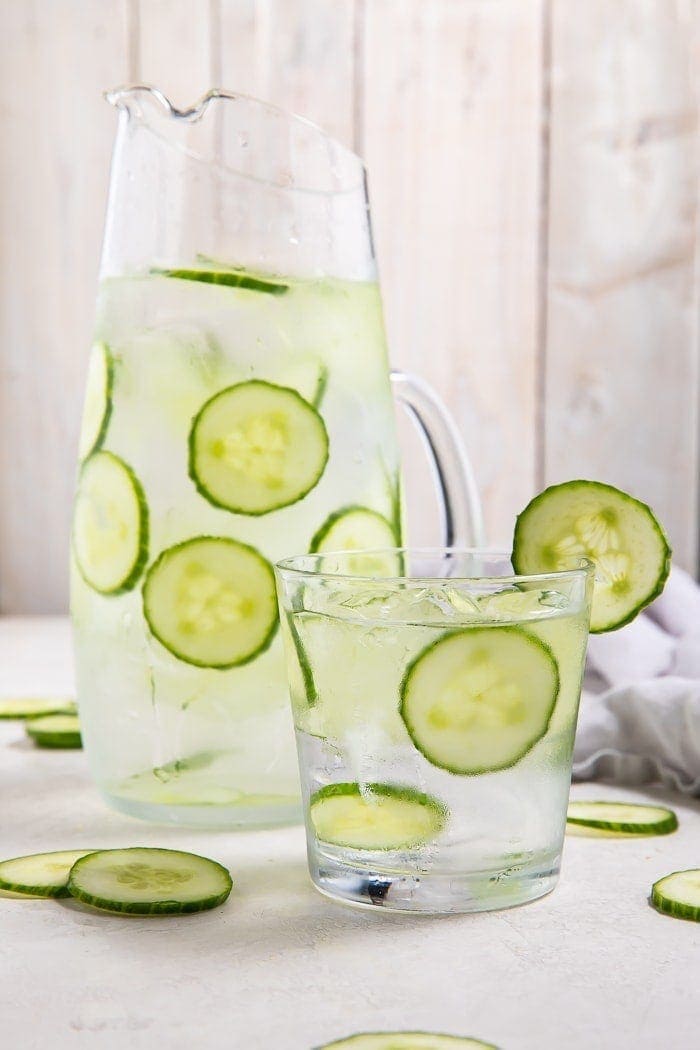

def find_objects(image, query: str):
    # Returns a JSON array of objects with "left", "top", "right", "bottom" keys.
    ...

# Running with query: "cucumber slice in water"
[
  {"left": 26, "top": 713, "right": 82, "bottom": 749},
  {"left": 0, "top": 697, "right": 75, "bottom": 720},
  {"left": 143, "top": 536, "right": 278, "bottom": 669},
  {"left": 189, "top": 381, "right": 329, "bottom": 515},
  {"left": 152, "top": 266, "right": 288, "bottom": 295},
  {"left": 67, "top": 847, "right": 233, "bottom": 915},
  {"left": 310, "top": 506, "right": 400, "bottom": 577},
  {"left": 78, "top": 341, "right": 113, "bottom": 460},
  {"left": 317, "top": 1035, "right": 498, "bottom": 1050},
  {"left": 512, "top": 480, "right": 670, "bottom": 633},
  {"left": 566, "top": 801, "right": 678, "bottom": 837},
  {"left": 651, "top": 869, "right": 700, "bottom": 922},
  {"left": 277, "top": 358, "right": 328, "bottom": 407},
  {"left": 73, "top": 451, "right": 149, "bottom": 595},
  {"left": 310, "top": 782, "right": 448, "bottom": 851},
  {"left": 400, "top": 627, "right": 559, "bottom": 776},
  {"left": 0, "top": 849, "right": 96, "bottom": 898}
]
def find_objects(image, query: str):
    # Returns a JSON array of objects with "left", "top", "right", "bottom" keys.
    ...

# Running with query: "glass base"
[
  {"left": 101, "top": 790, "right": 303, "bottom": 830},
  {"left": 309, "top": 849, "right": 561, "bottom": 914}
]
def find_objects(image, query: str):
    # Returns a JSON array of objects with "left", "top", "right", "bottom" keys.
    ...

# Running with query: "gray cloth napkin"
[{"left": 572, "top": 566, "right": 700, "bottom": 793}]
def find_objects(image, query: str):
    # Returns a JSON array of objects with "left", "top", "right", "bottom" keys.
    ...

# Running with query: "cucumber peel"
[
  {"left": 316, "top": 1034, "right": 498, "bottom": 1049},
  {"left": 152, "top": 266, "right": 288, "bottom": 295},
  {"left": 310, "top": 782, "right": 448, "bottom": 851},
  {"left": 310, "top": 506, "right": 400, "bottom": 577},
  {"left": 78, "top": 341, "right": 113, "bottom": 460},
  {"left": 26, "top": 713, "right": 82, "bottom": 749},
  {"left": 566, "top": 801, "right": 678, "bottom": 837},
  {"left": 0, "top": 850, "right": 96, "bottom": 898},
  {"left": 651, "top": 869, "right": 700, "bottom": 922},
  {"left": 0, "top": 697, "right": 76, "bottom": 720}
]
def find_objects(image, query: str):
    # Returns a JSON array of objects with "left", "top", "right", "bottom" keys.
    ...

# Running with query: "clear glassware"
[
  {"left": 275, "top": 549, "right": 593, "bottom": 913},
  {"left": 71, "top": 87, "right": 482, "bottom": 828}
]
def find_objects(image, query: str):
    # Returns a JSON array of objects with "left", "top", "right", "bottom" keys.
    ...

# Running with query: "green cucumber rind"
[
  {"left": 650, "top": 869, "right": 700, "bottom": 922},
  {"left": 566, "top": 801, "right": 678, "bottom": 836},
  {"left": 285, "top": 612, "right": 319, "bottom": 707},
  {"left": 188, "top": 380, "right": 330, "bottom": 516},
  {"left": 142, "top": 536, "right": 279, "bottom": 670},
  {"left": 80, "top": 341, "right": 114, "bottom": 461},
  {"left": 309, "top": 505, "right": 398, "bottom": 553},
  {"left": 26, "top": 731, "right": 83, "bottom": 750},
  {"left": 151, "top": 267, "right": 288, "bottom": 296},
  {"left": 66, "top": 847, "right": 233, "bottom": 916},
  {"left": 0, "top": 849, "right": 98, "bottom": 898},
  {"left": 0, "top": 698, "right": 76, "bottom": 720},
  {"left": 315, "top": 1033, "right": 498, "bottom": 1049},
  {"left": 399, "top": 626, "right": 559, "bottom": 776},
  {"left": 73, "top": 451, "right": 150, "bottom": 596},
  {"left": 310, "top": 781, "right": 448, "bottom": 850},
  {"left": 512, "top": 479, "right": 671, "bottom": 634}
]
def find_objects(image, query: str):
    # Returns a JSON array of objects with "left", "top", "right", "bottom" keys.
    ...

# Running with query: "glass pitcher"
[{"left": 70, "top": 86, "right": 482, "bottom": 828}]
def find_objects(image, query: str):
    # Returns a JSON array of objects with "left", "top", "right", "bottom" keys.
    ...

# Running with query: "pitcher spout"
[{"left": 104, "top": 84, "right": 230, "bottom": 124}]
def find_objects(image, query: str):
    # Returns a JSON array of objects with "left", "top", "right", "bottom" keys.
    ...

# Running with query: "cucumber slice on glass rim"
[
  {"left": 651, "top": 869, "right": 700, "bottom": 922},
  {"left": 67, "top": 847, "right": 233, "bottom": 916},
  {"left": 310, "top": 506, "right": 400, "bottom": 577},
  {"left": 512, "top": 480, "right": 670, "bottom": 633},
  {"left": 73, "top": 451, "right": 149, "bottom": 595},
  {"left": 78, "top": 341, "right": 113, "bottom": 460},
  {"left": 309, "top": 782, "right": 448, "bottom": 851},
  {"left": 316, "top": 1035, "right": 498, "bottom": 1050},
  {"left": 0, "top": 850, "right": 96, "bottom": 898},
  {"left": 566, "top": 801, "right": 678, "bottom": 837},
  {"left": 25, "top": 713, "right": 82, "bottom": 749},
  {"left": 400, "top": 627, "right": 559, "bottom": 776},
  {"left": 0, "top": 697, "right": 75, "bottom": 720},
  {"left": 189, "top": 381, "right": 329, "bottom": 515},
  {"left": 143, "top": 536, "right": 278, "bottom": 669},
  {"left": 152, "top": 266, "right": 288, "bottom": 295}
]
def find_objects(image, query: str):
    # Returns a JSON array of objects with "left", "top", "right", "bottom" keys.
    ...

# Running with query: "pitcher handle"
[{"left": 390, "top": 370, "right": 484, "bottom": 548}]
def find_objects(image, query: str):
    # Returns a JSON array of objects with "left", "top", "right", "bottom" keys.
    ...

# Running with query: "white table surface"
[{"left": 1, "top": 616, "right": 699, "bottom": 1050}]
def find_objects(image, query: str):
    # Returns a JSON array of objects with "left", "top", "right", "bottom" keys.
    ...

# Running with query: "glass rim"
[{"left": 275, "top": 547, "right": 596, "bottom": 586}]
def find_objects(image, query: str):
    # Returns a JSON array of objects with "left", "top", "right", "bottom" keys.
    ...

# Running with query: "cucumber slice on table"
[
  {"left": 310, "top": 782, "right": 448, "bottom": 851},
  {"left": 78, "top": 341, "right": 113, "bottom": 460},
  {"left": 0, "top": 850, "right": 96, "bottom": 898},
  {"left": 651, "top": 869, "right": 700, "bottom": 922},
  {"left": 310, "top": 506, "right": 400, "bottom": 576},
  {"left": 512, "top": 480, "right": 670, "bottom": 633},
  {"left": 152, "top": 266, "right": 288, "bottom": 295},
  {"left": 26, "top": 714, "right": 82, "bottom": 749},
  {"left": 566, "top": 801, "right": 678, "bottom": 837},
  {"left": 143, "top": 536, "right": 278, "bottom": 669},
  {"left": 189, "top": 381, "right": 329, "bottom": 515},
  {"left": 0, "top": 697, "right": 75, "bottom": 719},
  {"left": 317, "top": 1035, "right": 498, "bottom": 1050},
  {"left": 67, "top": 848, "right": 232, "bottom": 915},
  {"left": 73, "top": 451, "right": 149, "bottom": 595},
  {"left": 400, "top": 627, "right": 559, "bottom": 776}
]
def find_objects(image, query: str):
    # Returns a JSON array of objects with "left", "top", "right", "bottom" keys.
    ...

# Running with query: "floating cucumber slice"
[
  {"left": 317, "top": 1034, "right": 498, "bottom": 1050},
  {"left": 0, "top": 697, "right": 75, "bottom": 720},
  {"left": 400, "top": 627, "right": 559, "bottom": 776},
  {"left": 152, "top": 266, "right": 288, "bottom": 295},
  {"left": 309, "top": 782, "right": 448, "bottom": 851},
  {"left": 651, "top": 869, "right": 700, "bottom": 922},
  {"left": 67, "top": 847, "right": 233, "bottom": 915},
  {"left": 78, "top": 341, "right": 113, "bottom": 460},
  {"left": 566, "top": 801, "right": 678, "bottom": 837},
  {"left": 143, "top": 536, "right": 278, "bottom": 669},
  {"left": 0, "top": 849, "right": 96, "bottom": 898},
  {"left": 512, "top": 480, "right": 670, "bottom": 633},
  {"left": 189, "top": 381, "right": 329, "bottom": 515},
  {"left": 281, "top": 611, "right": 318, "bottom": 709},
  {"left": 310, "top": 506, "right": 400, "bottom": 576},
  {"left": 277, "top": 358, "right": 328, "bottom": 407},
  {"left": 73, "top": 451, "right": 149, "bottom": 595},
  {"left": 26, "top": 713, "right": 82, "bottom": 749}
]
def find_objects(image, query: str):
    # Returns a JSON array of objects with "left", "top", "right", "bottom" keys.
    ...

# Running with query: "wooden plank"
[
  {"left": 136, "top": 0, "right": 214, "bottom": 107},
  {"left": 361, "top": 0, "right": 546, "bottom": 546},
  {"left": 545, "top": 0, "right": 700, "bottom": 571},
  {"left": 0, "top": 0, "right": 131, "bottom": 613}
]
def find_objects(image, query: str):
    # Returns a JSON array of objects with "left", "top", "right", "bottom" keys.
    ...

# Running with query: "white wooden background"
[{"left": 1, "top": 0, "right": 699, "bottom": 612}]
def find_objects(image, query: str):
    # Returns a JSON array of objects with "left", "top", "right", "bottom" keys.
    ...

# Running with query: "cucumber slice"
[
  {"left": 310, "top": 506, "right": 400, "bottom": 577},
  {"left": 317, "top": 1035, "right": 498, "bottom": 1050},
  {"left": 309, "top": 782, "right": 448, "bottom": 851},
  {"left": 0, "top": 849, "right": 96, "bottom": 898},
  {"left": 512, "top": 480, "right": 671, "bottom": 633},
  {"left": 277, "top": 358, "right": 328, "bottom": 407},
  {"left": 400, "top": 627, "right": 559, "bottom": 776},
  {"left": 67, "top": 847, "right": 233, "bottom": 915},
  {"left": 26, "top": 713, "right": 82, "bottom": 749},
  {"left": 73, "top": 451, "right": 149, "bottom": 595},
  {"left": 142, "top": 536, "right": 278, "bottom": 669},
  {"left": 651, "top": 869, "right": 700, "bottom": 922},
  {"left": 78, "top": 341, "right": 113, "bottom": 460},
  {"left": 152, "top": 266, "right": 288, "bottom": 295},
  {"left": 189, "top": 381, "right": 329, "bottom": 515},
  {"left": 0, "top": 697, "right": 75, "bottom": 720},
  {"left": 566, "top": 801, "right": 678, "bottom": 837}
]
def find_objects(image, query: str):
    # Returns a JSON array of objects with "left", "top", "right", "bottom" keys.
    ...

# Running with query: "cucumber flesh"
[
  {"left": 25, "top": 714, "right": 82, "bottom": 749},
  {"left": 310, "top": 506, "right": 400, "bottom": 577},
  {"left": 0, "top": 850, "right": 96, "bottom": 898},
  {"left": 566, "top": 801, "right": 678, "bottom": 837},
  {"left": 189, "top": 381, "right": 329, "bottom": 515},
  {"left": 400, "top": 627, "right": 559, "bottom": 775},
  {"left": 317, "top": 1033, "right": 498, "bottom": 1049},
  {"left": 78, "top": 341, "right": 113, "bottom": 460},
  {"left": 310, "top": 782, "right": 448, "bottom": 851},
  {"left": 73, "top": 451, "right": 149, "bottom": 595},
  {"left": 651, "top": 869, "right": 700, "bottom": 922},
  {"left": 67, "top": 847, "right": 233, "bottom": 915},
  {"left": 0, "top": 697, "right": 76, "bottom": 720},
  {"left": 512, "top": 480, "right": 670, "bottom": 633},
  {"left": 143, "top": 536, "right": 278, "bottom": 669},
  {"left": 152, "top": 266, "right": 288, "bottom": 295}
]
